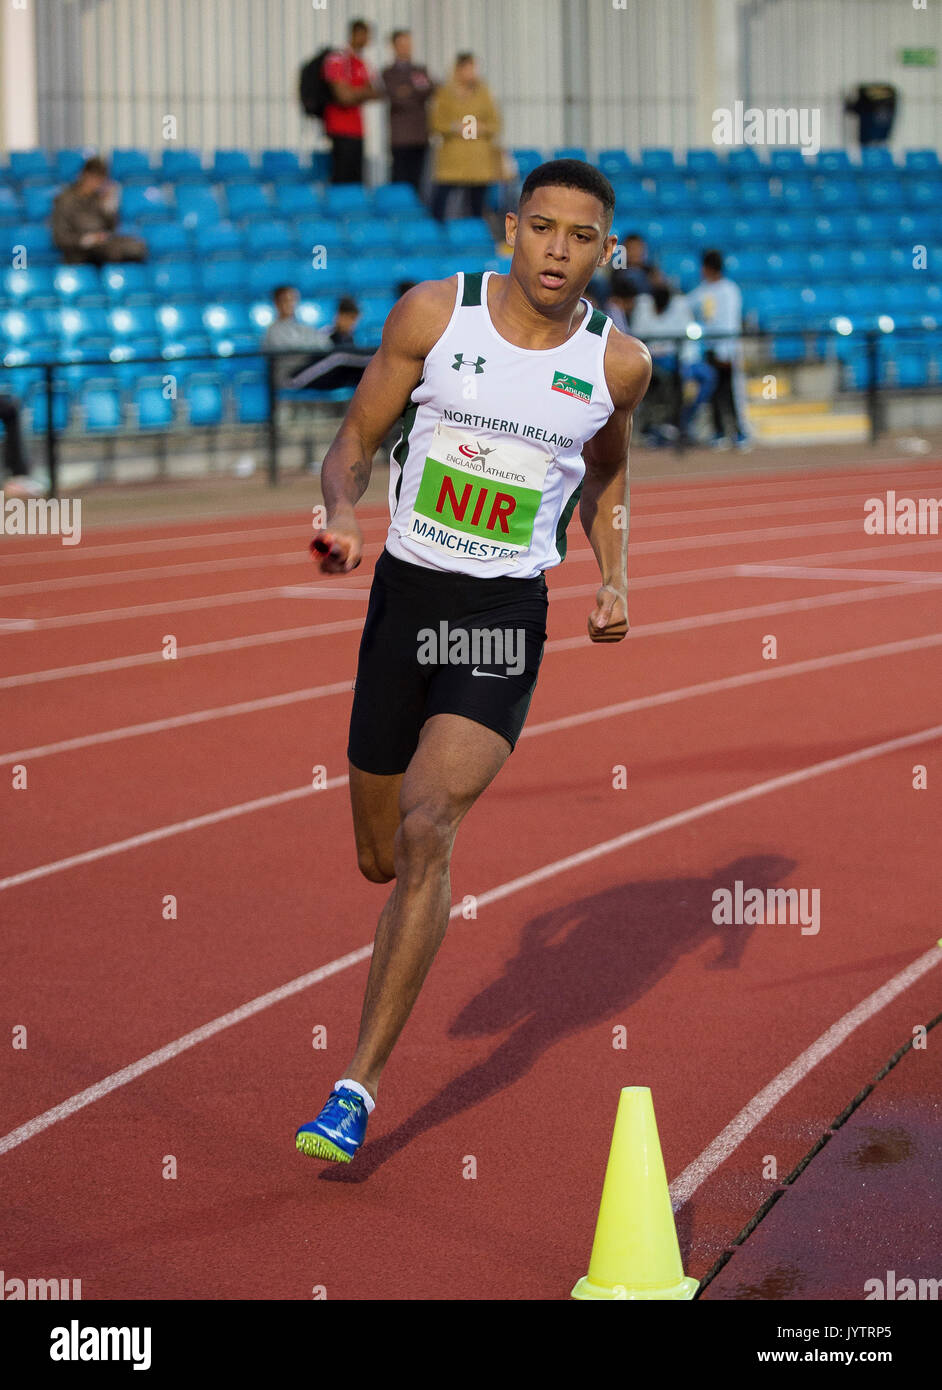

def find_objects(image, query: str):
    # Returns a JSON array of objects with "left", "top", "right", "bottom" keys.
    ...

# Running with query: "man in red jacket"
[{"left": 323, "top": 18, "right": 383, "bottom": 185}]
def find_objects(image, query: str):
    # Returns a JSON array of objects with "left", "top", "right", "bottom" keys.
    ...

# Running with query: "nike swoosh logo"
[{"left": 472, "top": 667, "right": 509, "bottom": 679}]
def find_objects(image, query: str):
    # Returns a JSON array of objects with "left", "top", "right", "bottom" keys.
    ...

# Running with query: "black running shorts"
[{"left": 347, "top": 548, "right": 549, "bottom": 776}]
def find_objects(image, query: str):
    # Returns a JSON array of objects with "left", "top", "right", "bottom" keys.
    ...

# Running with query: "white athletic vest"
[{"left": 385, "top": 269, "right": 616, "bottom": 578}]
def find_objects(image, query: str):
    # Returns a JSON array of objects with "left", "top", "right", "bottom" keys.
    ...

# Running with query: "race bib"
[{"left": 409, "top": 422, "right": 553, "bottom": 561}]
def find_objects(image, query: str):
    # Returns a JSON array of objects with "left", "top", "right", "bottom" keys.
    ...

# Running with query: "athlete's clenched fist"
[{"left": 587, "top": 583, "right": 628, "bottom": 642}]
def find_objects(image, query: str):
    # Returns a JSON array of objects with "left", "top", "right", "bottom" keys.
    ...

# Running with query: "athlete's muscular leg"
[
  {"left": 349, "top": 764, "right": 403, "bottom": 883},
  {"left": 342, "top": 713, "right": 512, "bottom": 1100}
]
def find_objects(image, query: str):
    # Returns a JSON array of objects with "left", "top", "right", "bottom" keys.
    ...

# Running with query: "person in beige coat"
[{"left": 428, "top": 53, "right": 501, "bottom": 222}]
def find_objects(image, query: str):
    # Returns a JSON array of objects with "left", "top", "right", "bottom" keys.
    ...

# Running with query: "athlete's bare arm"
[
  {"left": 314, "top": 278, "right": 456, "bottom": 573},
  {"left": 579, "top": 328, "right": 652, "bottom": 641}
]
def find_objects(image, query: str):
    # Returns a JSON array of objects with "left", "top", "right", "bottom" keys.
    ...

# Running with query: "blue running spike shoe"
[{"left": 295, "top": 1087, "right": 369, "bottom": 1162}]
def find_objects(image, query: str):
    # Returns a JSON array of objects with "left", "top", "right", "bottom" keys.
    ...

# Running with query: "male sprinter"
[{"left": 296, "top": 160, "right": 651, "bottom": 1162}]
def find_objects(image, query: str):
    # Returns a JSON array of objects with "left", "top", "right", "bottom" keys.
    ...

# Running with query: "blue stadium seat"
[
  {"left": 373, "top": 183, "right": 423, "bottom": 218},
  {"left": 852, "top": 212, "right": 895, "bottom": 242},
  {"left": 80, "top": 378, "right": 122, "bottom": 431},
  {"left": 553, "top": 146, "right": 588, "bottom": 163},
  {"left": 57, "top": 304, "right": 109, "bottom": 340},
  {"left": 861, "top": 148, "right": 896, "bottom": 170},
  {"left": 770, "top": 150, "right": 811, "bottom": 173},
  {"left": 727, "top": 149, "right": 763, "bottom": 173},
  {"left": 3, "top": 223, "right": 56, "bottom": 265},
  {"left": 150, "top": 261, "right": 201, "bottom": 298},
  {"left": 890, "top": 352, "right": 932, "bottom": 388},
  {"left": 203, "top": 301, "right": 253, "bottom": 336},
  {"left": 184, "top": 372, "right": 225, "bottom": 426},
  {"left": 176, "top": 185, "right": 222, "bottom": 226},
  {"left": 0, "top": 186, "right": 21, "bottom": 223},
  {"left": 23, "top": 185, "right": 59, "bottom": 221},
  {"left": 193, "top": 220, "right": 245, "bottom": 256},
  {"left": 779, "top": 177, "right": 815, "bottom": 207},
  {"left": 54, "top": 149, "right": 86, "bottom": 183},
  {"left": 157, "top": 302, "right": 205, "bottom": 339},
  {"left": 8, "top": 150, "right": 54, "bottom": 183},
  {"left": 202, "top": 259, "right": 252, "bottom": 297},
  {"left": 295, "top": 298, "right": 335, "bottom": 330},
  {"left": 53, "top": 264, "right": 103, "bottom": 302},
  {"left": 134, "top": 376, "right": 175, "bottom": 429},
  {"left": 212, "top": 149, "right": 256, "bottom": 180},
  {"left": 686, "top": 149, "right": 723, "bottom": 173},
  {"left": 654, "top": 178, "right": 694, "bottom": 210},
  {"left": 347, "top": 218, "right": 393, "bottom": 253},
  {"left": 3, "top": 265, "right": 56, "bottom": 304},
  {"left": 26, "top": 380, "right": 70, "bottom": 432},
  {"left": 296, "top": 258, "right": 352, "bottom": 297},
  {"left": 862, "top": 177, "right": 904, "bottom": 208},
  {"left": 109, "top": 304, "right": 159, "bottom": 339},
  {"left": 147, "top": 222, "right": 192, "bottom": 258},
  {"left": 394, "top": 217, "right": 445, "bottom": 255},
  {"left": 212, "top": 335, "right": 260, "bottom": 366},
  {"left": 261, "top": 149, "right": 304, "bottom": 181},
  {"left": 812, "top": 213, "right": 854, "bottom": 242},
  {"left": 323, "top": 185, "right": 371, "bottom": 219},
  {"left": 905, "top": 150, "right": 940, "bottom": 172},
  {"left": 815, "top": 150, "right": 852, "bottom": 172},
  {"left": 696, "top": 177, "right": 730, "bottom": 209},
  {"left": 162, "top": 332, "right": 214, "bottom": 362},
  {"left": 119, "top": 184, "right": 169, "bottom": 222},
  {"left": 445, "top": 218, "right": 494, "bottom": 252},
  {"left": 160, "top": 149, "right": 206, "bottom": 180},
  {"left": 735, "top": 174, "right": 776, "bottom": 207},
  {"left": 5, "top": 366, "right": 45, "bottom": 395},
  {"left": 100, "top": 264, "right": 150, "bottom": 303},
  {"left": 511, "top": 147, "right": 544, "bottom": 179},
  {"left": 906, "top": 179, "right": 940, "bottom": 209},
  {"left": 310, "top": 151, "right": 330, "bottom": 182},
  {"left": 640, "top": 149, "right": 675, "bottom": 171},
  {"left": 233, "top": 374, "right": 269, "bottom": 423},
  {"left": 248, "top": 299, "right": 276, "bottom": 332},
  {"left": 295, "top": 217, "right": 342, "bottom": 252},
  {"left": 1, "top": 305, "right": 52, "bottom": 346},
  {"left": 111, "top": 149, "right": 153, "bottom": 180},
  {"left": 226, "top": 184, "right": 272, "bottom": 220},
  {"left": 243, "top": 219, "right": 296, "bottom": 257},
  {"left": 247, "top": 257, "right": 301, "bottom": 297},
  {"left": 273, "top": 183, "right": 321, "bottom": 217}
]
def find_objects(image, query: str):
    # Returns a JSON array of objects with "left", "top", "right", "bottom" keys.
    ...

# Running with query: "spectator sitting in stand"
[
  {"left": 329, "top": 297, "right": 361, "bottom": 347},
  {"left": 0, "top": 387, "right": 44, "bottom": 496},
  {"left": 51, "top": 156, "right": 148, "bottom": 265},
  {"left": 631, "top": 283, "right": 717, "bottom": 447},
  {"left": 263, "top": 284, "right": 332, "bottom": 387}
]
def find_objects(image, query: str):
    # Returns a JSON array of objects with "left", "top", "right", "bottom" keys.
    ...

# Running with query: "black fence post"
[
  {"left": 266, "top": 352, "right": 279, "bottom": 485},
  {"left": 672, "top": 336, "right": 685, "bottom": 454},
  {"left": 44, "top": 363, "right": 59, "bottom": 497},
  {"left": 865, "top": 330, "right": 882, "bottom": 444}
]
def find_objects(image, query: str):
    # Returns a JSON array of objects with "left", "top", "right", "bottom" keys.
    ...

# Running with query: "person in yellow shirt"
[{"left": 428, "top": 53, "right": 501, "bottom": 222}]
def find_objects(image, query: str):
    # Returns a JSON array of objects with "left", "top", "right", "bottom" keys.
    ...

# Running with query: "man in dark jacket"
[
  {"left": 381, "top": 29, "right": 434, "bottom": 190},
  {"left": 51, "top": 156, "right": 147, "bottom": 265}
]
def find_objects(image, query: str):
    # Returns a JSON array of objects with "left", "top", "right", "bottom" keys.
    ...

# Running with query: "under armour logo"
[{"left": 452, "top": 353, "right": 486, "bottom": 373}]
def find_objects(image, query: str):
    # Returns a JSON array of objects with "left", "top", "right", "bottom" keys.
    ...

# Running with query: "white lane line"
[
  {"left": 0, "top": 517, "right": 879, "bottom": 597},
  {"left": 0, "top": 578, "right": 373, "bottom": 633},
  {"left": 541, "top": 580, "right": 942, "bottom": 655},
  {"left": 3, "top": 581, "right": 935, "bottom": 766},
  {"left": 5, "top": 632, "right": 942, "bottom": 889},
  {"left": 0, "top": 682, "right": 354, "bottom": 766},
  {"left": 2, "top": 482, "right": 934, "bottom": 570},
  {"left": 0, "top": 779, "right": 345, "bottom": 892},
  {"left": 737, "top": 564, "right": 942, "bottom": 585},
  {"left": 669, "top": 944, "right": 942, "bottom": 1210},
  {"left": 2, "top": 719, "right": 939, "bottom": 1158},
  {"left": 0, "top": 619, "right": 364, "bottom": 689},
  {"left": 523, "top": 630, "right": 942, "bottom": 738}
]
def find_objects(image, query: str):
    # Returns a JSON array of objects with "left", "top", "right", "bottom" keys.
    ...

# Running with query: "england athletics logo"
[{"left": 551, "top": 370, "right": 593, "bottom": 404}]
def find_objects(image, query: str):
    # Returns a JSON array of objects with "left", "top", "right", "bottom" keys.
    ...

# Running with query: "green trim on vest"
[
  {"left": 586, "top": 307, "right": 608, "bottom": 337},
  {"left": 555, "top": 479, "right": 583, "bottom": 562},
  {"left": 392, "top": 388, "right": 422, "bottom": 508},
  {"left": 461, "top": 271, "right": 485, "bottom": 307}
]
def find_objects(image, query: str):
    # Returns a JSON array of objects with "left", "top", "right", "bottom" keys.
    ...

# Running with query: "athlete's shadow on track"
[{"left": 321, "top": 851, "right": 796, "bottom": 1184}]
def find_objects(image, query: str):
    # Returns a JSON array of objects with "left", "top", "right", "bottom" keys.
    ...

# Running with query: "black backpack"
[{"left": 299, "top": 48, "right": 335, "bottom": 120}]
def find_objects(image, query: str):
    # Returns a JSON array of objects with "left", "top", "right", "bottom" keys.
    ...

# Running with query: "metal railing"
[{"left": 3, "top": 325, "right": 940, "bottom": 495}]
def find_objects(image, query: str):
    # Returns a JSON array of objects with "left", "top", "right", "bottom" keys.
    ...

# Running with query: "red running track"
[{"left": 1, "top": 457, "right": 941, "bottom": 1300}]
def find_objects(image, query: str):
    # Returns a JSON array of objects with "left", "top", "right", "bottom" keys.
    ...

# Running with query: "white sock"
[{"left": 334, "top": 1077, "right": 375, "bottom": 1114}]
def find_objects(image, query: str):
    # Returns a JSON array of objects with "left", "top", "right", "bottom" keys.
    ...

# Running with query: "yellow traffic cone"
[{"left": 571, "top": 1086, "right": 699, "bottom": 1300}]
